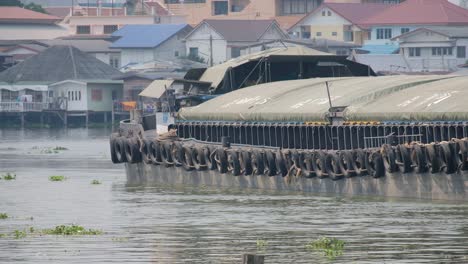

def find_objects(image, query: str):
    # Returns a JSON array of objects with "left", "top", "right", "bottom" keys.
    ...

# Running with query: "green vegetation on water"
[
  {"left": 13, "top": 230, "right": 27, "bottom": 239},
  {"left": 49, "top": 175, "right": 66, "bottom": 182},
  {"left": 0, "top": 213, "right": 8, "bottom": 219},
  {"left": 53, "top": 146, "right": 68, "bottom": 151},
  {"left": 306, "top": 237, "right": 345, "bottom": 260},
  {"left": 91, "top": 180, "right": 102, "bottom": 185},
  {"left": 1, "top": 173, "right": 16, "bottom": 180},
  {"left": 42, "top": 225, "right": 103, "bottom": 235}
]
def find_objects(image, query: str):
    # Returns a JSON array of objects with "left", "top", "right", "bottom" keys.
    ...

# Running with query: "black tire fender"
[
  {"left": 215, "top": 148, "right": 228, "bottom": 174},
  {"left": 300, "top": 151, "right": 316, "bottom": 178},
  {"left": 353, "top": 149, "right": 367, "bottom": 176},
  {"left": 227, "top": 149, "right": 241, "bottom": 176},
  {"left": 395, "top": 144, "right": 412, "bottom": 173},
  {"left": 338, "top": 150, "right": 357, "bottom": 178},
  {"left": 124, "top": 137, "right": 142, "bottom": 164},
  {"left": 110, "top": 134, "right": 121, "bottom": 164},
  {"left": 149, "top": 140, "right": 162, "bottom": 165},
  {"left": 275, "top": 150, "right": 288, "bottom": 177},
  {"left": 141, "top": 139, "right": 152, "bottom": 164},
  {"left": 264, "top": 150, "right": 277, "bottom": 176},
  {"left": 381, "top": 144, "right": 398, "bottom": 173},
  {"left": 191, "top": 146, "right": 206, "bottom": 171},
  {"left": 171, "top": 141, "right": 183, "bottom": 167},
  {"left": 425, "top": 143, "right": 441, "bottom": 174},
  {"left": 326, "top": 152, "right": 344, "bottom": 181},
  {"left": 439, "top": 142, "right": 457, "bottom": 174},
  {"left": 114, "top": 137, "right": 127, "bottom": 163},
  {"left": 203, "top": 146, "right": 217, "bottom": 170},
  {"left": 251, "top": 150, "right": 265, "bottom": 175},
  {"left": 160, "top": 141, "right": 174, "bottom": 167},
  {"left": 311, "top": 150, "right": 328, "bottom": 179},
  {"left": 411, "top": 143, "right": 428, "bottom": 173},
  {"left": 239, "top": 150, "right": 253, "bottom": 176},
  {"left": 367, "top": 150, "right": 385, "bottom": 178}
]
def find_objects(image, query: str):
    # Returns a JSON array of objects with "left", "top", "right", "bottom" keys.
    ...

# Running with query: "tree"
[
  {"left": 0, "top": 0, "right": 48, "bottom": 14},
  {"left": 0, "top": 0, "right": 23, "bottom": 6},
  {"left": 24, "top": 3, "right": 47, "bottom": 13}
]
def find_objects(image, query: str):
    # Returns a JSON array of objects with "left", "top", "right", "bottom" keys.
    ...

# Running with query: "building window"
[
  {"left": 213, "top": 1, "right": 228, "bottom": 15},
  {"left": 401, "top": 28, "right": 410, "bottom": 35},
  {"left": 322, "top": 10, "right": 326, "bottom": 16},
  {"left": 300, "top": 25, "right": 311, "bottom": 38},
  {"left": 376, "top": 28, "right": 392, "bottom": 39},
  {"left": 175, "top": 51, "right": 179, "bottom": 57},
  {"left": 78, "top": 91, "right": 81, "bottom": 101},
  {"left": 103, "top": 25, "right": 118, "bottom": 34},
  {"left": 409, "top": 47, "right": 420, "bottom": 57},
  {"left": 327, "top": 10, "right": 331, "bottom": 16},
  {"left": 283, "top": 0, "right": 321, "bottom": 15},
  {"left": 112, "top": 90, "right": 118, "bottom": 100},
  {"left": 189, "top": 47, "right": 199, "bottom": 57},
  {"left": 109, "top": 54, "right": 120, "bottom": 69},
  {"left": 1, "top": 90, "right": 19, "bottom": 102},
  {"left": 332, "top": 32, "right": 337, "bottom": 36},
  {"left": 316, "top": 32, "right": 322, "bottom": 37},
  {"left": 231, "top": 47, "right": 241, "bottom": 58},
  {"left": 336, "top": 49, "right": 348, "bottom": 55},
  {"left": 457, "top": 46, "right": 466, "bottom": 58},
  {"left": 344, "top": 31, "right": 354, "bottom": 42},
  {"left": 76, "top": 25, "right": 91, "bottom": 35},
  {"left": 68, "top": 91, "right": 71, "bottom": 101},
  {"left": 92, "top": 89, "right": 103, "bottom": 101},
  {"left": 432, "top": 47, "right": 453, "bottom": 56},
  {"left": 165, "top": 0, "right": 206, "bottom": 3}
]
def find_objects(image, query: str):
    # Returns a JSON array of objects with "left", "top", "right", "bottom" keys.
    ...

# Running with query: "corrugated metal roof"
[
  {"left": 178, "top": 75, "right": 467, "bottom": 122},
  {"left": 351, "top": 54, "right": 410, "bottom": 72},
  {"left": 110, "top": 24, "right": 190, "bottom": 48},
  {"left": 200, "top": 19, "right": 283, "bottom": 42},
  {"left": 0, "top": 7, "right": 61, "bottom": 24},
  {"left": 139, "top": 80, "right": 174, "bottom": 98}
]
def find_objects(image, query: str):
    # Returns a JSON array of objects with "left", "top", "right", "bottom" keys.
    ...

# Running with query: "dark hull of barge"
[{"left": 125, "top": 162, "right": 468, "bottom": 201}]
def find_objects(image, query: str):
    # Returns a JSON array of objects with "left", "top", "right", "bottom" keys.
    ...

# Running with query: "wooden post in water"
[{"left": 242, "top": 254, "right": 264, "bottom": 264}]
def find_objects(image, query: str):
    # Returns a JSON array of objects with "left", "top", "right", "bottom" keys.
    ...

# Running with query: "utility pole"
[{"left": 210, "top": 34, "right": 213, "bottom": 67}]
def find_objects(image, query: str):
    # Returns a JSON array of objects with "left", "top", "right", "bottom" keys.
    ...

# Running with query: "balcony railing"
[{"left": 0, "top": 102, "right": 50, "bottom": 112}]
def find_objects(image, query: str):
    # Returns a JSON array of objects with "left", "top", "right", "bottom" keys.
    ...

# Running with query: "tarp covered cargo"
[{"left": 178, "top": 75, "right": 468, "bottom": 122}]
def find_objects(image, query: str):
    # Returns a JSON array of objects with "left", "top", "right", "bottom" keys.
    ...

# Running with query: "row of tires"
[{"left": 110, "top": 135, "right": 468, "bottom": 180}]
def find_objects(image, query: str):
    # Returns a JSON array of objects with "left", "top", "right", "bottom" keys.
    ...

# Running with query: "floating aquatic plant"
[
  {"left": 42, "top": 225, "right": 102, "bottom": 235},
  {"left": 53, "top": 146, "right": 68, "bottom": 151},
  {"left": 1, "top": 173, "right": 16, "bottom": 180},
  {"left": 13, "top": 230, "right": 27, "bottom": 239},
  {"left": 91, "top": 180, "right": 101, "bottom": 185},
  {"left": 49, "top": 175, "right": 66, "bottom": 181},
  {"left": 0, "top": 213, "right": 8, "bottom": 219},
  {"left": 306, "top": 236, "right": 345, "bottom": 260}
]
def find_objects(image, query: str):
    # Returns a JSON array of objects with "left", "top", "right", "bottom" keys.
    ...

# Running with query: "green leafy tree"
[
  {"left": 0, "top": 1, "right": 48, "bottom": 14},
  {"left": 0, "top": 0, "right": 23, "bottom": 6}
]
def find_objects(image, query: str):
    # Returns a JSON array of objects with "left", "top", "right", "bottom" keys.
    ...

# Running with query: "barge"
[{"left": 110, "top": 75, "right": 468, "bottom": 201}]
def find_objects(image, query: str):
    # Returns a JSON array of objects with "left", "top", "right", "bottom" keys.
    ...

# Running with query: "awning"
[
  {"left": 139, "top": 80, "right": 174, "bottom": 98},
  {"left": 0, "top": 85, "right": 48, "bottom": 92}
]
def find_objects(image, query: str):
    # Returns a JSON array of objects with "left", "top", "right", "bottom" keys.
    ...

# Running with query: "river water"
[{"left": 0, "top": 128, "right": 467, "bottom": 263}]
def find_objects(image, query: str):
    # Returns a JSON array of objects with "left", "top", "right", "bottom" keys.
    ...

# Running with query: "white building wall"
[
  {"left": 153, "top": 34, "right": 187, "bottom": 60},
  {"left": 50, "top": 82, "right": 88, "bottom": 111},
  {"left": 120, "top": 49, "right": 155, "bottom": 67},
  {"left": 185, "top": 23, "right": 227, "bottom": 65},
  {"left": 367, "top": 26, "right": 418, "bottom": 45}
]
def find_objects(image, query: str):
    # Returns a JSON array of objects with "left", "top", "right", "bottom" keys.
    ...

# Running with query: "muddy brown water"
[{"left": 0, "top": 128, "right": 468, "bottom": 263}]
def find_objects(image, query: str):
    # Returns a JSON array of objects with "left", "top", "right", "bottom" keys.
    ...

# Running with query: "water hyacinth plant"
[
  {"left": 0, "top": 213, "right": 8, "bottom": 219},
  {"left": 42, "top": 225, "right": 102, "bottom": 235},
  {"left": 49, "top": 175, "right": 66, "bottom": 181},
  {"left": 91, "top": 180, "right": 101, "bottom": 185},
  {"left": 306, "top": 236, "right": 345, "bottom": 260},
  {"left": 1, "top": 173, "right": 16, "bottom": 180}
]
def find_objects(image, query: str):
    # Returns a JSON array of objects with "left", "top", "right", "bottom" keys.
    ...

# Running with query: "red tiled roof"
[
  {"left": 275, "top": 15, "right": 303, "bottom": 30},
  {"left": 44, "top": 7, "right": 72, "bottom": 18},
  {"left": 145, "top": 1, "right": 169, "bottom": 16},
  {"left": 289, "top": 3, "right": 391, "bottom": 30},
  {"left": 0, "top": 7, "right": 61, "bottom": 24},
  {"left": 361, "top": 0, "right": 468, "bottom": 26}
]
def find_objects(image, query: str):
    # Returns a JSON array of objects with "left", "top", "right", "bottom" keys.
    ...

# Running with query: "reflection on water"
[{"left": 0, "top": 128, "right": 468, "bottom": 263}]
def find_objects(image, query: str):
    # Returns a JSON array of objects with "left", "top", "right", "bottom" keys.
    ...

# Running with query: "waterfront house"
[
  {"left": 360, "top": 0, "right": 468, "bottom": 53},
  {"left": 110, "top": 24, "right": 192, "bottom": 67},
  {"left": 153, "top": 0, "right": 322, "bottom": 30},
  {"left": 184, "top": 19, "right": 289, "bottom": 65},
  {"left": 392, "top": 27, "right": 468, "bottom": 71},
  {"left": 0, "top": 7, "right": 68, "bottom": 40},
  {"left": 0, "top": 45, "right": 122, "bottom": 123},
  {"left": 288, "top": 3, "right": 391, "bottom": 45}
]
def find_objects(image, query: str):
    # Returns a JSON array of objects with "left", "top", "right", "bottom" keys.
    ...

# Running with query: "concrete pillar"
[
  {"left": 40, "top": 112, "right": 44, "bottom": 127},
  {"left": 64, "top": 112, "right": 68, "bottom": 127},
  {"left": 20, "top": 113, "right": 25, "bottom": 128},
  {"left": 104, "top": 112, "right": 108, "bottom": 123},
  {"left": 85, "top": 111, "right": 89, "bottom": 128}
]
